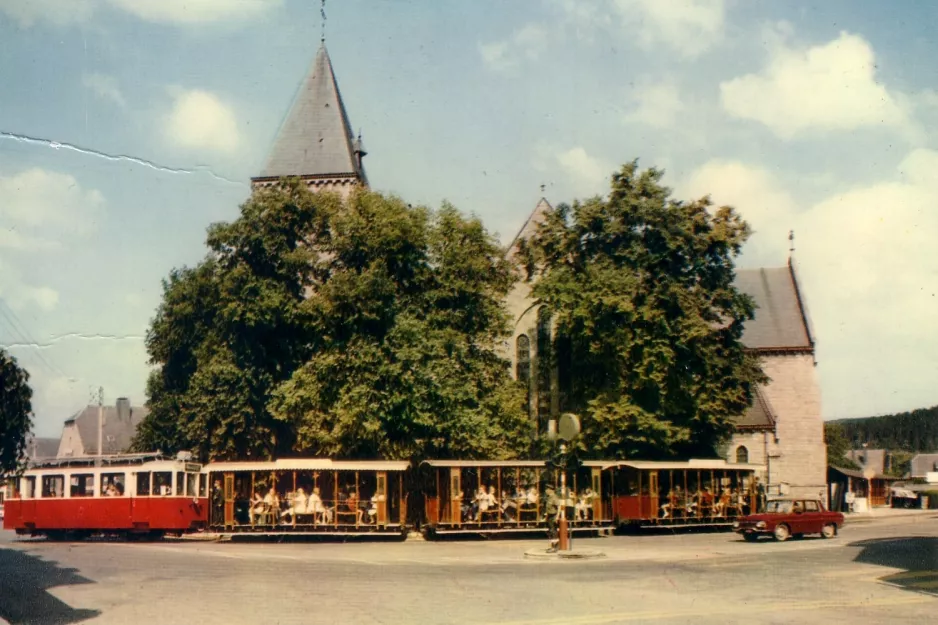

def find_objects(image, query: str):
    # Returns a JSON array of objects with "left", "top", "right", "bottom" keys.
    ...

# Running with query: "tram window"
[
  {"left": 70, "top": 474, "right": 95, "bottom": 497},
  {"left": 23, "top": 476, "right": 36, "bottom": 499},
  {"left": 199, "top": 474, "right": 207, "bottom": 497},
  {"left": 186, "top": 473, "right": 198, "bottom": 497},
  {"left": 101, "top": 473, "right": 126, "bottom": 496},
  {"left": 42, "top": 475, "right": 64, "bottom": 498},
  {"left": 136, "top": 472, "right": 151, "bottom": 496},
  {"left": 154, "top": 472, "right": 172, "bottom": 496},
  {"left": 176, "top": 472, "right": 186, "bottom": 496}
]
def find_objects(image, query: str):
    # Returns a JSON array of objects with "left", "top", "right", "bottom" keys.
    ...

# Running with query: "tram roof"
[
  {"left": 583, "top": 459, "right": 764, "bottom": 472},
  {"left": 203, "top": 459, "right": 410, "bottom": 472},
  {"left": 421, "top": 460, "right": 546, "bottom": 468}
]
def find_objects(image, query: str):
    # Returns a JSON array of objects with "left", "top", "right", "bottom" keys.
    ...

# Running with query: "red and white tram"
[{"left": 2, "top": 453, "right": 207, "bottom": 540}]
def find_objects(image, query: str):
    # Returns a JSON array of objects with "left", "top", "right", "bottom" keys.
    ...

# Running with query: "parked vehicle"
[{"left": 733, "top": 499, "right": 844, "bottom": 542}]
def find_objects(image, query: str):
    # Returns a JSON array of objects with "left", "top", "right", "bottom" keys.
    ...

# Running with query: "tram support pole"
[{"left": 559, "top": 442, "right": 569, "bottom": 551}]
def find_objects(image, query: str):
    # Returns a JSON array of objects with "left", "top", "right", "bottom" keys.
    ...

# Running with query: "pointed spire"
[{"left": 253, "top": 44, "right": 367, "bottom": 187}]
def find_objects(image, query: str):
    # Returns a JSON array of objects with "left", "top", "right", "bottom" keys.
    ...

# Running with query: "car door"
[{"left": 802, "top": 500, "right": 823, "bottom": 533}]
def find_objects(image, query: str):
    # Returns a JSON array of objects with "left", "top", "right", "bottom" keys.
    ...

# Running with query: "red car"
[{"left": 733, "top": 499, "right": 844, "bottom": 542}]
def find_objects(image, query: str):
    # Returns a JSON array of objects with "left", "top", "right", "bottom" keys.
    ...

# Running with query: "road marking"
[{"left": 487, "top": 595, "right": 934, "bottom": 625}]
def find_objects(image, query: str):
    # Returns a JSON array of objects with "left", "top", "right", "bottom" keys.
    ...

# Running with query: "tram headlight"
[{"left": 755, "top": 521, "right": 766, "bottom": 529}]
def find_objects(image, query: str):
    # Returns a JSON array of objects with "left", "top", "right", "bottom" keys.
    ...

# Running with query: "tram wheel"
[
  {"left": 45, "top": 531, "right": 67, "bottom": 542},
  {"left": 773, "top": 524, "right": 790, "bottom": 542}
]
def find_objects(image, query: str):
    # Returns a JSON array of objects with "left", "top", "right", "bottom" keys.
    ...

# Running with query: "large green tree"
[
  {"left": 520, "top": 161, "right": 767, "bottom": 460},
  {"left": 135, "top": 182, "right": 529, "bottom": 461},
  {"left": 0, "top": 349, "right": 33, "bottom": 473}
]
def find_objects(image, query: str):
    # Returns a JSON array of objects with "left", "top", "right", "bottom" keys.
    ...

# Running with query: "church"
[{"left": 252, "top": 44, "right": 828, "bottom": 503}]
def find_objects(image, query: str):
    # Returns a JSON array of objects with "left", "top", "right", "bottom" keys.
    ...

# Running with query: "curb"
[
  {"left": 843, "top": 511, "right": 936, "bottom": 525},
  {"left": 524, "top": 549, "right": 606, "bottom": 560}
]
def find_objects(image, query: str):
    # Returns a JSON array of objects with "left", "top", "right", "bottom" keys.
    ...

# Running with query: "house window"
[
  {"left": 736, "top": 446, "right": 749, "bottom": 464},
  {"left": 516, "top": 335, "right": 531, "bottom": 384}
]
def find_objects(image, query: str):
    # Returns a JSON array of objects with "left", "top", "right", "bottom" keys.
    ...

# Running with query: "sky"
[{"left": 1, "top": 0, "right": 937, "bottom": 437}]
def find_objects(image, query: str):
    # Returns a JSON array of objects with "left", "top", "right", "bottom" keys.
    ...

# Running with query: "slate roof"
[
  {"left": 733, "top": 263, "right": 814, "bottom": 352},
  {"left": 910, "top": 453, "right": 938, "bottom": 478},
  {"left": 734, "top": 387, "right": 777, "bottom": 431},
  {"left": 255, "top": 44, "right": 366, "bottom": 184},
  {"left": 26, "top": 436, "right": 59, "bottom": 461},
  {"left": 847, "top": 449, "right": 888, "bottom": 474},
  {"left": 64, "top": 401, "right": 148, "bottom": 456}
]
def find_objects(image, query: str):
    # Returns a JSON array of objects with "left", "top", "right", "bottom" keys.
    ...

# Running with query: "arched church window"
[
  {"left": 516, "top": 335, "right": 531, "bottom": 383},
  {"left": 736, "top": 446, "right": 749, "bottom": 464}
]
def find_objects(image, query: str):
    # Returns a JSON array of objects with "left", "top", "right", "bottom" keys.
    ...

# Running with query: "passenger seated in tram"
[
  {"left": 713, "top": 488, "right": 731, "bottom": 517},
  {"left": 470, "top": 486, "right": 488, "bottom": 521},
  {"left": 484, "top": 486, "right": 500, "bottom": 520},
  {"left": 502, "top": 489, "right": 519, "bottom": 521},
  {"left": 340, "top": 489, "right": 363, "bottom": 524},
  {"left": 700, "top": 487, "right": 715, "bottom": 517},
  {"left": 660, "top": 488, "right": 679, "bottom": 519},
  {"left": 367, "top": 492, "right": 384, "bottom": 524},
  {"left": 306, "top": 487, "right": 326, "bottom": 523},
  {"left": 282, "top": 488, "right": 308, "bottom": 524},
  {"left": 263, "top": 488, "right": 281, "bottom": 524},
  {"left": 105, "top": 483, "right": 119, "bottom": 497},
  {"left": 576, "top": 488, "right": 595, "bottom": 521},
  {"left": 249, "top": 491, "right": 266, "bottom": 525}
]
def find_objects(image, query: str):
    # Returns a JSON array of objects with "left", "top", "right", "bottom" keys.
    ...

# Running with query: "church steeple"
[{"left": 252, "top": 44, "right": 368, "bottom": 195}]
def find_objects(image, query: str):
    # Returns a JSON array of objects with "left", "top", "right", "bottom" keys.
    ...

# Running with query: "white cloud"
[
  {"left": 721, "top": 31, "right": 910, "bottom": 139},
  {"left": 0, "top": 258, "right": 59, "bottom": 311},
  {"left": 1, "top": 0, "right": 281, "bottom": 28},
  {"left": 0, "top": 169, "right": 105, "bottom": 312},
  {"left": 479, "top": 24, "right": 548, "bottom": 73},
  {"left": 0, "top": 168, "right": 105, "bottom": 237},
  {"left": 625, "top": 80, "right": 685, "bottom": 128},
  {"left": 105, "top": 0, "right": 282, "bottom": 25},
  {"left": 613, "top": 0, "right": 725, "bottom": 57},
  {"left": 0, "top": 0, "right": 95, "bottom": 28},
  {"left": 164, "top": 89, "right": 241, "bottom": 154},
  {"left": 555, "top": 147, "right": 614, "bottom": 197},
  {"left": 82, "top": 73, "right": 126, "bottom": 108},
  {"left": 682, "top": 152, "right": 938, "bottom": 417},
  {"left": 680, "top": 160, "right": 799, "bottom": 266}
]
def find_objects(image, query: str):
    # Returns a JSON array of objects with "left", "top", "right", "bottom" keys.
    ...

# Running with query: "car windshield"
[{"left": 765, "top": 501, "right": 793, "bottom": 514}]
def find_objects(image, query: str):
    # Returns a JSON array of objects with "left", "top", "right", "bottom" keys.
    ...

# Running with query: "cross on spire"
[{"left": 320, "top": 0, "right": 327, "bottom": 43}]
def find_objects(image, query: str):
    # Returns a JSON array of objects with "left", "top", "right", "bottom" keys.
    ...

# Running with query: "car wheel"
[
  {"left": 743, "top": 533, "right": 759, "bottom": 542},
  {"left": 821, "top": 523, "right": 837, "bottom": 539},
  {"left": 773, "top": 524, "right": 790, "bottom": 542}
]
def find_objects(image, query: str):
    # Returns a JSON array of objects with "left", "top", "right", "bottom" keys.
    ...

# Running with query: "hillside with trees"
[{"left": 831, "top": 406, "right": 938, "bottom": 452}]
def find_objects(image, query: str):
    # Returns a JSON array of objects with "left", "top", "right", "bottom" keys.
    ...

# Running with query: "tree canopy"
[
  {"left": 519, "top": 161, "right": 766, "bottom": 460},
  {"left": 824, "top": 422, "right": 860, "bottom": 470},
  {"left": 0, "top": 349, "right": 33, "bottom": 473},
  {"left": 134, "top": 182, "right": 529, "bottom": 461},
  {"left": 832, "top": 406, "right": 938, "bottom": 452}
]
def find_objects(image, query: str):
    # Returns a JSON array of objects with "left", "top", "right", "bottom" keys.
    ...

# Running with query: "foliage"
[
  {"left": 824, "top": 422, "right": 860, "bottom": 470},
  {"left": 885, "top": 450, "right": 914, "bottom": 478},
  {"left": 135, "top": 182, "right": 529, "bottom": 461},
  {"left": 0, "top": 349, "right": 33, "bottom": 473},
  {"left": 833, "top": 406, "right": 938, "bottom": 452},
  {"left": 519, "top": 161, "right": 767, "bottom": 460}
]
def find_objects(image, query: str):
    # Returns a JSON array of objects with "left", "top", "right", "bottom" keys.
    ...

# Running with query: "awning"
[
  {"left": 830, "top": 466, "right": 894, "bottom": 481},
  {"left": 421, "top": 460, "right": 546, "bottom": 469},
  {"left": 593, "top": 459, "right": 765, "bottom": 472},
  {"left": 203, "top": 459, "right": 410, "bottom": 473}
]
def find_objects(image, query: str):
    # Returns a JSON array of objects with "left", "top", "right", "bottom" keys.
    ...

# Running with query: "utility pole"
[{"left": 97, "top": 387, "right": 104, "bottom": 457}]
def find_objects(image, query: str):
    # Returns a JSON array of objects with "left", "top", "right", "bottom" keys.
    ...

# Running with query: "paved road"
[{"left": 1, "top": 514, "right": 937, "bottom": 625}]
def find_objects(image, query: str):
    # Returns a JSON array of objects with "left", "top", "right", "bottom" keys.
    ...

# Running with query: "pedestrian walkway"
[{"left": 844, "top": 508, "right": 936, "bottom": 523}]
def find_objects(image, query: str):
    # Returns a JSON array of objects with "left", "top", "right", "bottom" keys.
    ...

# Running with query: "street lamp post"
[{"left": 549, "top": 413, "right": 580, "bottom": 552}]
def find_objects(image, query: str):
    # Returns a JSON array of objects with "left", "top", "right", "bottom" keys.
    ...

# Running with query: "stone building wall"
[{"left": 757, "top": 353, "right": 828, "bottom": 503}]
